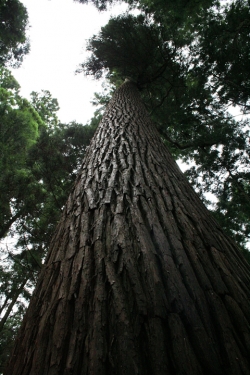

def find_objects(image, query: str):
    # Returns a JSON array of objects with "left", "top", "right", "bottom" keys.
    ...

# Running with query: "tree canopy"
[{"left": 79, "top": 0, "right": 250, "bottom": 253}]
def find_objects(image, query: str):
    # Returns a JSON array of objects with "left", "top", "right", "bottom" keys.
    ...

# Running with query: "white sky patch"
[{"left": 12, "top": 0, "right": 128, "bottom": 124}]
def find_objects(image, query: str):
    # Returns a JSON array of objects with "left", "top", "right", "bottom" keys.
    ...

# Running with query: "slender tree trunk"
[
  {"left": 0, "top": 278, "right": 28, "bottom": 333},
  {"left": 5, "top": 80, "right": 250, "bottom": 375},
  {"left": 0, "top": 294, "right": 10, "bottom": 316}
]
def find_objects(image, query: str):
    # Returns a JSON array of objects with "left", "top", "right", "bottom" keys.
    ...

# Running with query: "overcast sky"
[{"left": 11, "top": 0, "right": 128, "bottom": 124}]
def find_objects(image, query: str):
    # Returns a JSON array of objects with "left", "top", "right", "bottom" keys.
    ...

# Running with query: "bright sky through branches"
[{"left": 12, "top": 0, "right": 128, "bottom": 124}]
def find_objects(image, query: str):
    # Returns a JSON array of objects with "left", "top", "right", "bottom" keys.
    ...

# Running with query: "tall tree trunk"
[{"left": 5, "top": 80, "right": 250, "bottom": 375}]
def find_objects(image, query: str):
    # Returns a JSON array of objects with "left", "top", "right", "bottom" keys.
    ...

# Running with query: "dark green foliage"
[
  {"left": 80, "top": 14, "right": 179, "bottom": 86},
  {"left": 130, "top": 0, "right": 216, "bottom": 16},
  {"left": 0, "top": 0, "right": 30, "bottom": 66},
  {"left": 196, "top": 0, "right": 250, "bottom": 113}
]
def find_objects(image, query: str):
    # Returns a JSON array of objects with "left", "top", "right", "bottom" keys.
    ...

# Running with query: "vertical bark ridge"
[{"left": 5, "top": 80, "right": 250, "bottom": 375}]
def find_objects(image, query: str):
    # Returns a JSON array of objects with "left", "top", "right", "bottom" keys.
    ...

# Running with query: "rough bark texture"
[{"left": 5, "top": 81, "right": 250, "bottom": 375}]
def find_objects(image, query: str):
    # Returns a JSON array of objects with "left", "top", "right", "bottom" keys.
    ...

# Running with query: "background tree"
[
  {"left": 0, "top": 0, "right": 30, "bottom": 66},
  {"left": 0, "top": 77, "right": 96, "bottom": 249},
  {"left": 185, "top": 0, "right": 250, "bottom": 250},
  {"left": 0, "top": 67, "right": 42, "bottom": 238}
]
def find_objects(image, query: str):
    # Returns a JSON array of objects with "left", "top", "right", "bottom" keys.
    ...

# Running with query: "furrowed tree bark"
[{"left": 5, "top": 80, "right": 250, "bottom": 375}]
